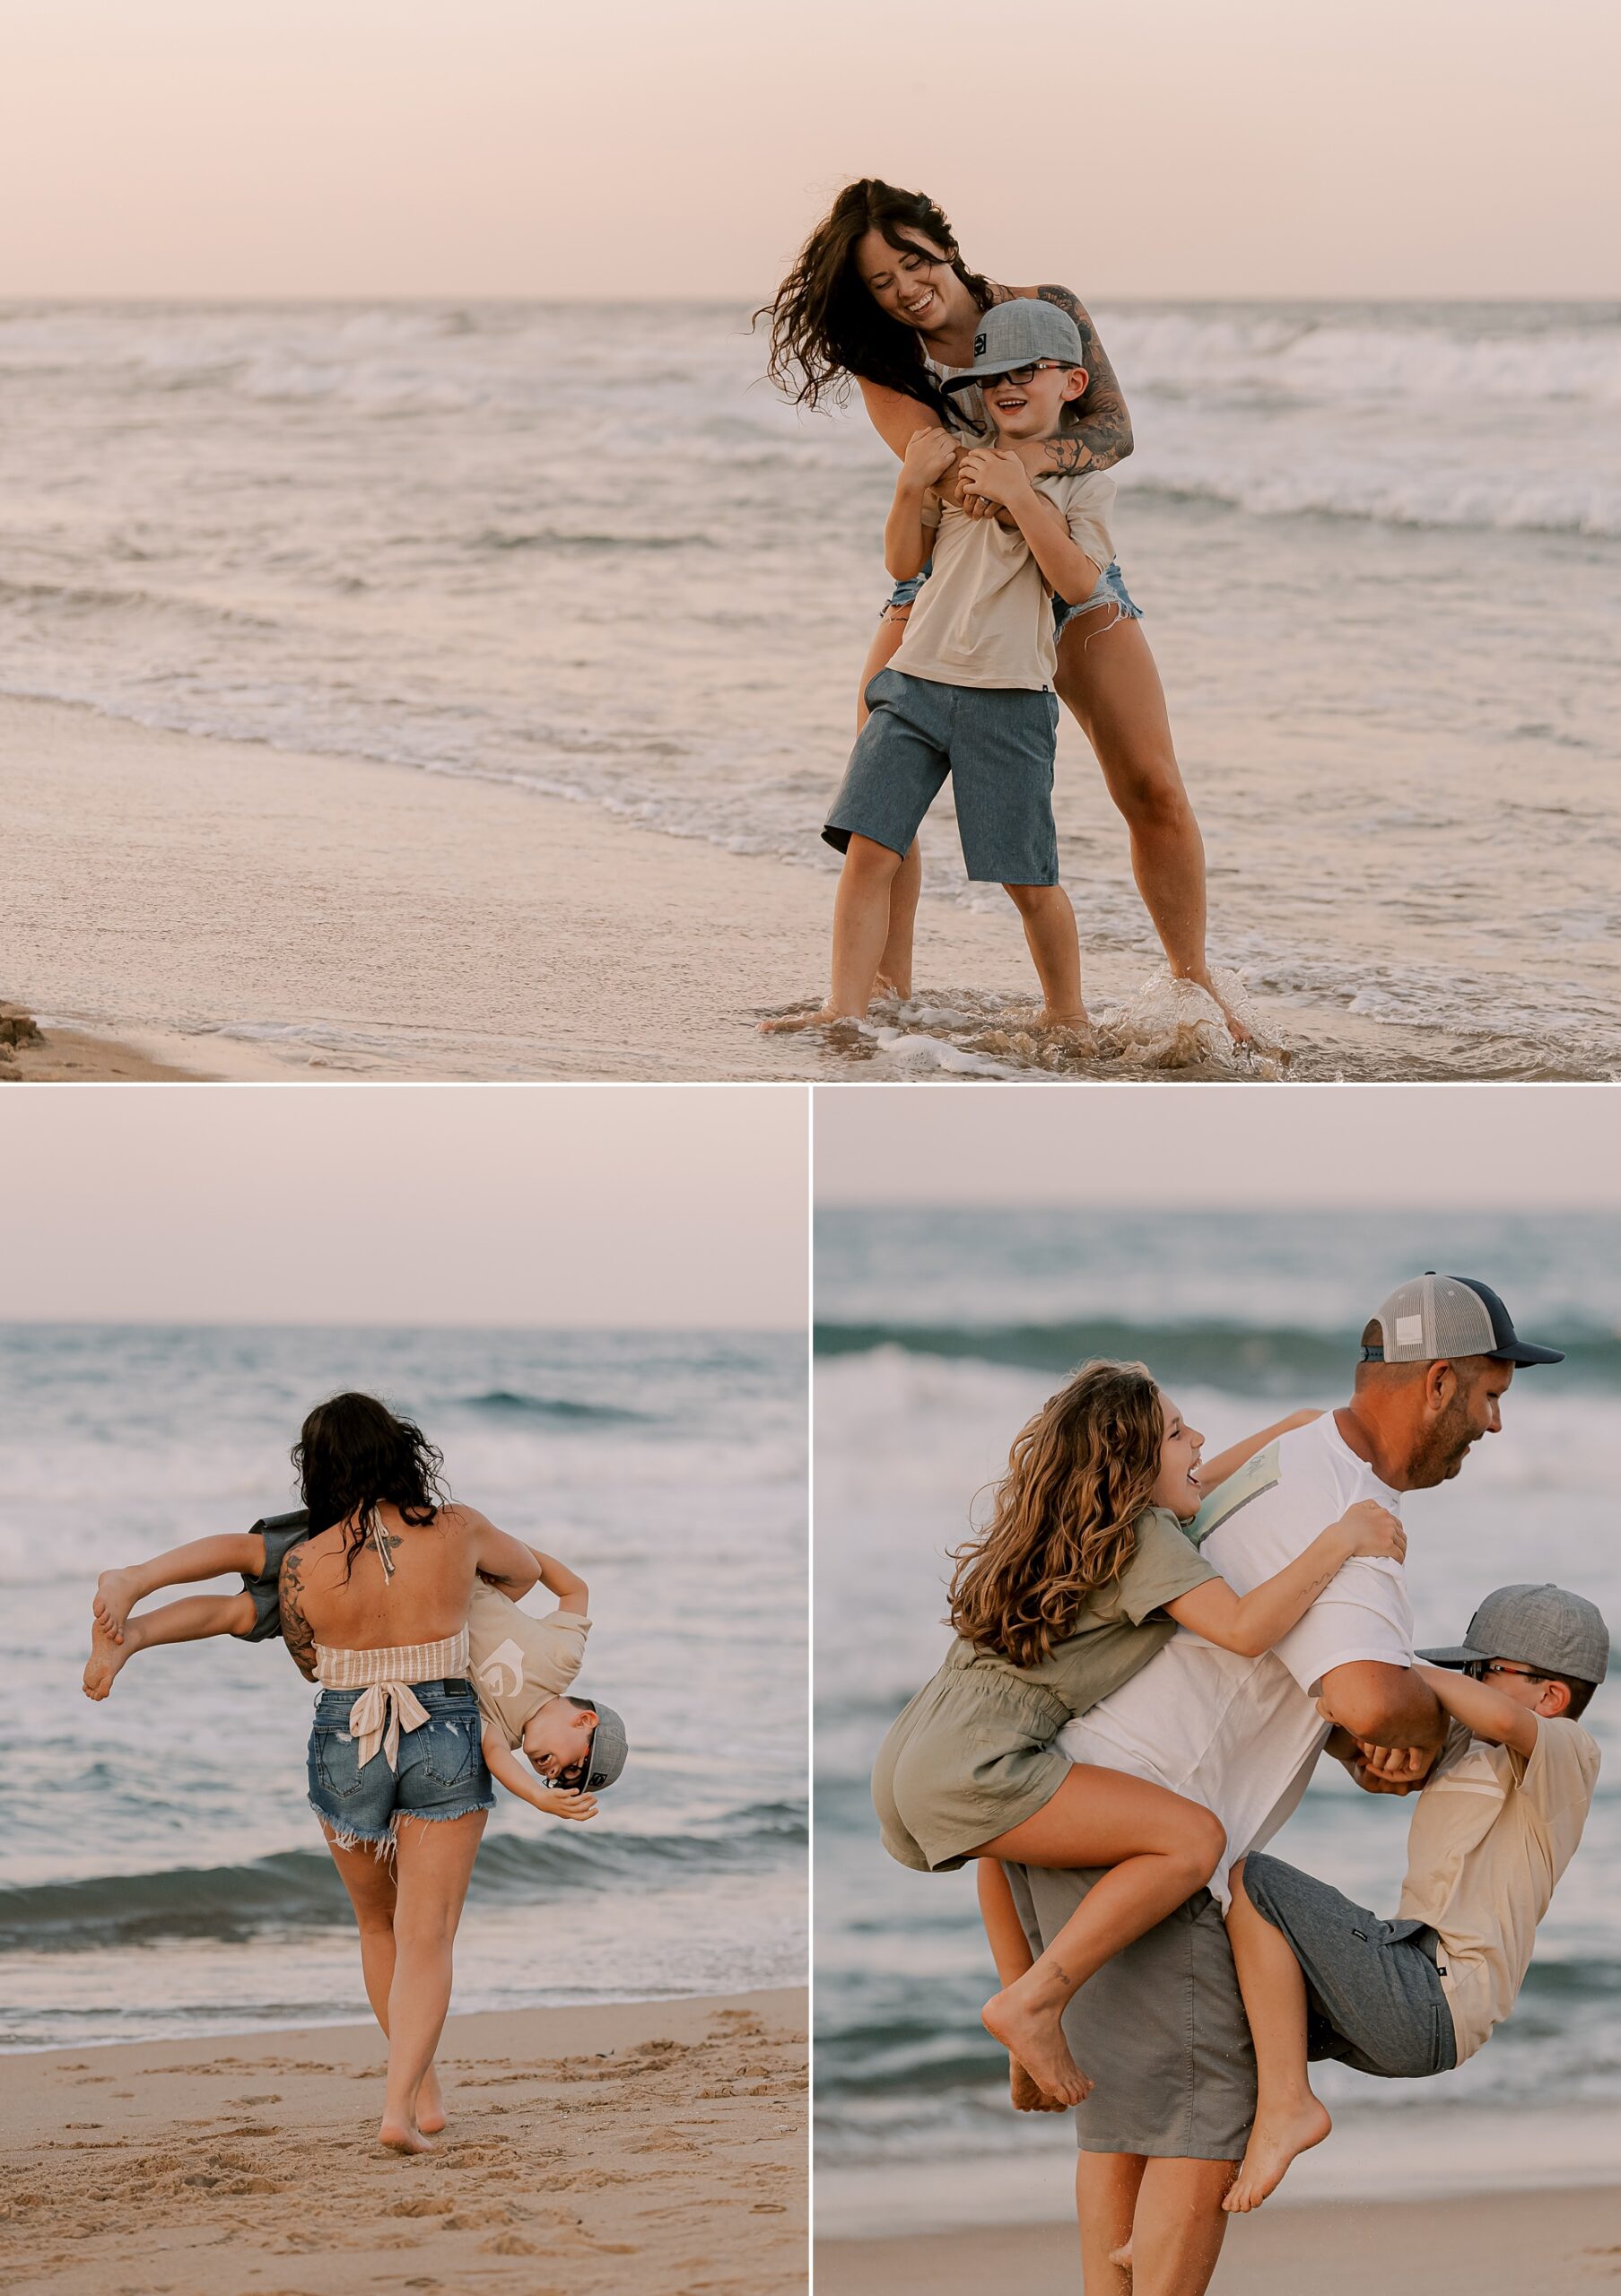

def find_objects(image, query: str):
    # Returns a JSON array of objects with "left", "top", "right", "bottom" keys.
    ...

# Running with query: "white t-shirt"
[{"left": 1057, "top": 1413, "right": 1415, "bottom": 1900}]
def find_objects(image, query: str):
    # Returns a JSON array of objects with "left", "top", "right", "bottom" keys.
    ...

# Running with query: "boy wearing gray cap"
[
  {"left": 768, "top": 299, "right": 1115, "bottom": 1046},
  {"left": 1222, "top": 1579, "right": 1605, "bottom": 2213}
]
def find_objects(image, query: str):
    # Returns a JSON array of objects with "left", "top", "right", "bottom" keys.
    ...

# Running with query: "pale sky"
[
  {"left": 2, "top": 0, "right": 1616, "bottom": 300},
  {"left": 1, "top": 1086, "right": 807, "bottom": 1326},
  {"left": 815, "top": 1085, "right": 1621, "bottom": 1208}
]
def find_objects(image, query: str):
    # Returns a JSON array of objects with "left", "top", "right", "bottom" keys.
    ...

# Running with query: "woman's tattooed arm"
[
  {"left": 1033, "top": 285, "right": 1134, "bottom": 474},
  {"left": 279, "top": 1546, "right": 318, "bottom": 1680}
]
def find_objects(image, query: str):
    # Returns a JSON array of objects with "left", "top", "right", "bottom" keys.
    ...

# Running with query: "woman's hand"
[
  {"left": 532, "top": 1785, "right": 599, "bottom": 1822},
  {"left": 1334, "top": 1500, "right": 1406, "bottom": 1565},
  {"left": 956, "top": 447, "right": 1036, "bottom": 512},
  {"left": 901, "top": 427, "right": 958, "bottom": 491}
]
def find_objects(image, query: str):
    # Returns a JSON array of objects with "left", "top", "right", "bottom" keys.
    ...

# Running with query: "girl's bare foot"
[
  {"left": 1223, "top": 2095, "right": 1331, "bottom": 2212},
  {"left": 92, "top": 1566, "right": 145, "bottom": 1641},
  {"left": 982, "top": 1983, "right": 1091, "bottom": 2107},
  {"left": 83, "top": 1618, "right": 135, "bottom": 1700},
  {"left": 415, "top": 2068, "right": 447, "bottom": 2135},
  {"left": 1009, "top": 2057, "right": 1070, "bottom": 2113},
  {"left": 378, "top": 2115, "right": 434, "bottom": 2154}
]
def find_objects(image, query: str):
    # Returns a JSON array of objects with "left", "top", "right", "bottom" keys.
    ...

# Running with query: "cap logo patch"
[
  {"left": 973, "top": 333, "right": 987, "bottom": 356},
  {"left": 1395, "top": 1315, "right": 1425, "bottom": 1347},
  {"left": 478, "top": 1638, "right": 527, "bottom": 1699}
]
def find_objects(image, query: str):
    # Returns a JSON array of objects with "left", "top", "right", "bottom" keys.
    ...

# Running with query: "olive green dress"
[{"left": 872, "top": 1507, "right": 1217, "bottom": 1872}]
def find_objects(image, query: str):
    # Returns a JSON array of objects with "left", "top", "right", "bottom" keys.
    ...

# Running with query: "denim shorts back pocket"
[
  {"left": 310, "top": 1724, "right": 366, "bottom": 1803},
  {"left": 420, "top": 1709, "right": 481, "bottom": 1789}
]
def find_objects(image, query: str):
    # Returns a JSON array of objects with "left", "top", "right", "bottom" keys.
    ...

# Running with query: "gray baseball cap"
[
  {"left": 941, "top": 300, "right": 1086, "bottom": 396},
  {"left": 575, "top": 1698, "right": 628, "bottom": 1792},
  {"left": 1420, "top": 1583, "right": 1609, "bottom": 1685},
  {"left": 1361, "top": 1274, "right": 1564, "bottom": 1368}
]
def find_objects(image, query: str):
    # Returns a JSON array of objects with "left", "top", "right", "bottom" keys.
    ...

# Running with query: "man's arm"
[{"left": 1319, "top": 1658, "right": 1447, "bottom": 1752}]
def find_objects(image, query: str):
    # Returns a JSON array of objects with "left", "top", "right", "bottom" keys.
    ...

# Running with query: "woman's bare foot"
[
  {"left": 1222, "top": 2095, "right": 1331, "bottom": 2212},
  {"left": 1181, "top": 969, "right": 1253, "bottom": 1048},
  {"left": 982, "top": 1983, "right": 1091, "bottom": 2107},
  {"left": 759, "top": 1004, "right": 860, "bottom": 1036},
  {"left": 83, "top": 1617, "right": 137, "bottom": 1700},
  {"left": 415, "top": 2067, "right": 447, "bottom": 2135},
  {"left": 1009, "top": 2057, "right": 1071, "bottom": 2113},
  {"left": 378, "top": 2115, "right": 434, "bottom": 2154},
  {"left": 92, "top": 1566, "right": 145, "bottom": 1642}
]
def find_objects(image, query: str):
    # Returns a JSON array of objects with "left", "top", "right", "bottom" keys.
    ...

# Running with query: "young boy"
[
  {"left": 83, "top": 1514, "right": 626, "bottom": 1821},
  {"left": 764, "top": 299, "right": 1117, "bottom": 1045},
  {"left": 1224, "top": 1581, "right": 1607, "bottom": 2212}
]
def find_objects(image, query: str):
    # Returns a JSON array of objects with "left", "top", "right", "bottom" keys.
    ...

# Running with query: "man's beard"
[{"left": 1408, "top": 1391, "right": 1477, "bottom": 1488}]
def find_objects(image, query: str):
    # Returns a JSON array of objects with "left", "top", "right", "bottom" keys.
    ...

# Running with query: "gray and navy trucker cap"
[
  {"left": 1360, "top": 1274, "right": 1564, "bottom": 1368},
  {"left": 941, "top": 300, "right": 1086, "bottom": 396},
  {"left": 576, "top": 1699, "right": 628, "bottom": 1793},
  {"left": 1420, "top": 1583, "right": 1609, "bottom": 1685}
]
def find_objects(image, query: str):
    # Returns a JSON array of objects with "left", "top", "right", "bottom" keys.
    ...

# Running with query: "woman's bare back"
[{"left": 281, "top": 1502, "right": 486, "bottom": 1674}]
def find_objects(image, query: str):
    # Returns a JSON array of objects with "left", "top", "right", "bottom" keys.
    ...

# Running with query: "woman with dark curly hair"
[{"left": 759, "top": 179, "right": 1246, "bottom": 1041}]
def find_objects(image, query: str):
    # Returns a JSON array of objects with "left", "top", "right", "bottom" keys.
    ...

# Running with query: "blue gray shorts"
[
  {"left": 308, "top": 1679, "right": 492, "bottom": 1852},
  {"left": 885, "top": 556, "right": 1142, "bottom": 637},
  {"left": 1243, "top": 1853, "right": 1458, "bottom": 2079},
  {"left": 824, "top": 667, "right": 1059, "bottom": 885}
]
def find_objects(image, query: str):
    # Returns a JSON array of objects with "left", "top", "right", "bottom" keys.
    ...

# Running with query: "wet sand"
[
  {"left": 0, "top": 1987, "right": 806, "bottom": 2295},
  {"left": 816, "top": 2184, "right": 1621, "bottom": 2295},
  {"left": 1, "top": 693, "right": 1506, "bottom": 1083}
]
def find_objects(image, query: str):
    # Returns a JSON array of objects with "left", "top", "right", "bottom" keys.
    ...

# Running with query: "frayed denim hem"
[{"left": 310, "top": 1795, "right": 493, "bottom": 1864}]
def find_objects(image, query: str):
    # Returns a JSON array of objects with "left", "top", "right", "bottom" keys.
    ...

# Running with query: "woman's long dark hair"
[
  {"left": 757, "top": 178, "right": 994, "bottom": 416},
  {"left": 293, "top": 1392, "right": 448, "bottom": 1582}
]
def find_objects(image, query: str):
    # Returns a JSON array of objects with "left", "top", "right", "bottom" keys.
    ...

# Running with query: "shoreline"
[
  {"left": 1, "top": 1983, "right": 806, "bottom": 2294},
  {"left": 0, "top": 691, "right": 1515, "bottom": 1084},
  {"left": 815, "top": 2185, "right": 1621, "bottom": 2296}
]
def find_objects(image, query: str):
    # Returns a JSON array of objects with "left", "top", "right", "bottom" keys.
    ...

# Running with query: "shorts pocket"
[
  {"left": 310, "top": 1726, "right": 366, "bottom": 1803},
  {"left": 421, "top": 1713, "right": 480, "bottom": 1789}
]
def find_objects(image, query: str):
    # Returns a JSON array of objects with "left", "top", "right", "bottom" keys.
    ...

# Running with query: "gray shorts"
[
  {"left": 823, "top": 668, "right": 1060, "bottom": 885},
  {"left": 1007, "top": 1862, "right": 1256, "bottom": 2160},
  {"left": 1241, "top": 1853, "right": 1459, "bottom": 2079},
  {"left": 240, "top": 1509, "right": 311, "bottom": 1641}
]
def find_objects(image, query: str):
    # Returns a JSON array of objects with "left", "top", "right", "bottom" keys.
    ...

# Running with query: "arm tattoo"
[
  {"left": 1034, "top": 285, "right": 1135, "bottom": 474},
  {"left": 279, "top": 1549, "right": 318, "bottom": 1681}
]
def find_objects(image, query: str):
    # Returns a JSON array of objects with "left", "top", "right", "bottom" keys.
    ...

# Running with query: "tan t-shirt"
[
  {"left": 467, "top": 1579, "right": 591, "bottom": 1750},
  {"left": 1398, "top": 1714, "right": 1600, "bottom": 2063},
  {"left": 892, "top": 464, "right": 1116, "bottom": 693}
]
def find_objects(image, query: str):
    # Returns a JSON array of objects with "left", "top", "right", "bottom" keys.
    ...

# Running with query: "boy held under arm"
[{"left": 84, "top": 1511, "right": 311, "bottom": 1699}]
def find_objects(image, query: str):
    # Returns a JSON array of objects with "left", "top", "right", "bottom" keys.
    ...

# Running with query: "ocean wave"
[
  {"left": 1124, "top": 464, "right": 1621, "bottom": 541},
  {"left": 457, "top": 1388, "right": 657, "bottom": 1424},
  {"left": 0, "top": 1800, "right": 806, "bottom": 1952},
  {"left": 814, "top": 1320, "right": 1621, "bottom": 1389}
]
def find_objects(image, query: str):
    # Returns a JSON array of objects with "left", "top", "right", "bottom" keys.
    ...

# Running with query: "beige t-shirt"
[
  {"left": 892, "top": 463, "right": 1116, "bottom": 693},
  {"left": 468, "top": 1579, "right": 591, "bottom": 1750},
  {"left": 1398, "top": 1713, "right": 1600, "bottom": 2063}
]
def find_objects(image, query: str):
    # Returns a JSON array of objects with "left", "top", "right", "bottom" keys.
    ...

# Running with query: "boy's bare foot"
[
  {"left": 982, "top": 1984, "right": 1091, "bottom": 2107},
  {"left": 83, "top": 1617, "right": 136, "bottom": 1700},
  {"left": 378, "top": 2115, "right": 434, "bottom": 2154},
  {"left": 415, "top": 2067, "right": 447, "bottom": 2135},
  {"left": 1009, "top": 2057, "right": 1070, "bottom": 2113},
  {"left": 92, "top": 1566, "right": 145, "bottom": 1642},
  {"left": 1222, "top": 2095, "right": 1331, "bottom": 2212},
  {"left": 759, "top": 1004, "right": 861, "bottom": 1036}
]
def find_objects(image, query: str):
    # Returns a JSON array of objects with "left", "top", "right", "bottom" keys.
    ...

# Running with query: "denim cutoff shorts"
[
  {"left": 824, "top": 667, "right": 1059, "bottom": 884},
  {"left": 307, "top": 1679, "right": 492, "bottom": 1849},
  {"left": 885, "top": 556, "right": 1142, "bottom": 637}
]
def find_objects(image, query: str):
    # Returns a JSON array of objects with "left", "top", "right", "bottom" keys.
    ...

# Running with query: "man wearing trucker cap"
[{"left": 1002, "top": 1274, "right": 1571, "bottom": 2296}]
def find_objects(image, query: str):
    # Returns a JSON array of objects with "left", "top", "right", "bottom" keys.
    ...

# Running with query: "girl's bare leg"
[
  {"left": 1222, "top": 1859, "right": 1331, "bottom": 2211},
  {"left": 379, "top": 1809, "right": 485, "bottom": 2152},
  {"left": 976, "top": 1862, "right": 1068, "bottom": 2113},
  {"left": 83, "top": 1590, "right": 257, "bottom": 1700},
  {"left": 972, "top": 1767, "right": 1227, "bottom": 2103},
  {"left": 1054, "top": 613, "right": 1248, "bottom": 1043},
  {"left": 321, "top": 1825, "right": 447, "bottom": 2135},
  {"left": 93, "top": 1533, "right": 265, "bottom": 1640}
]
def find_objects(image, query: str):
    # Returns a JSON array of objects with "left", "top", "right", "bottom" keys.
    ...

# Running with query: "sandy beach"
[
  {"left": 2, "top": 694, "right": 1490, "bottom": 1083},
  {"left": 816, "top": 2185, "right": 1621, "bottom": 2296},
  {"left": 0, "top": 1987, "right": 806, "bottom": 2295}
]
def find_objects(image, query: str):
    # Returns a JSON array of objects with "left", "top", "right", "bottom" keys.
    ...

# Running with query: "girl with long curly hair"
[
  {"left": 758, "top": 179, "right": 1248, "bottom": 1043},
  {"left": 870, "top": 1363, "right": 1404, "bottom": 2107}
]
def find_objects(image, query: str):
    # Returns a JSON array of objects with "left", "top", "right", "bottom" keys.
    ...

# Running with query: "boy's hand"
[
  {"left": 900, "top": 428, "right": 958, "bottom": 491},
  {"left": 533, "top": 1786, "right": 599, "bottom": 1821},
  {"left": 956, "top": 448, "right": 1035, "bottom": 512}
]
